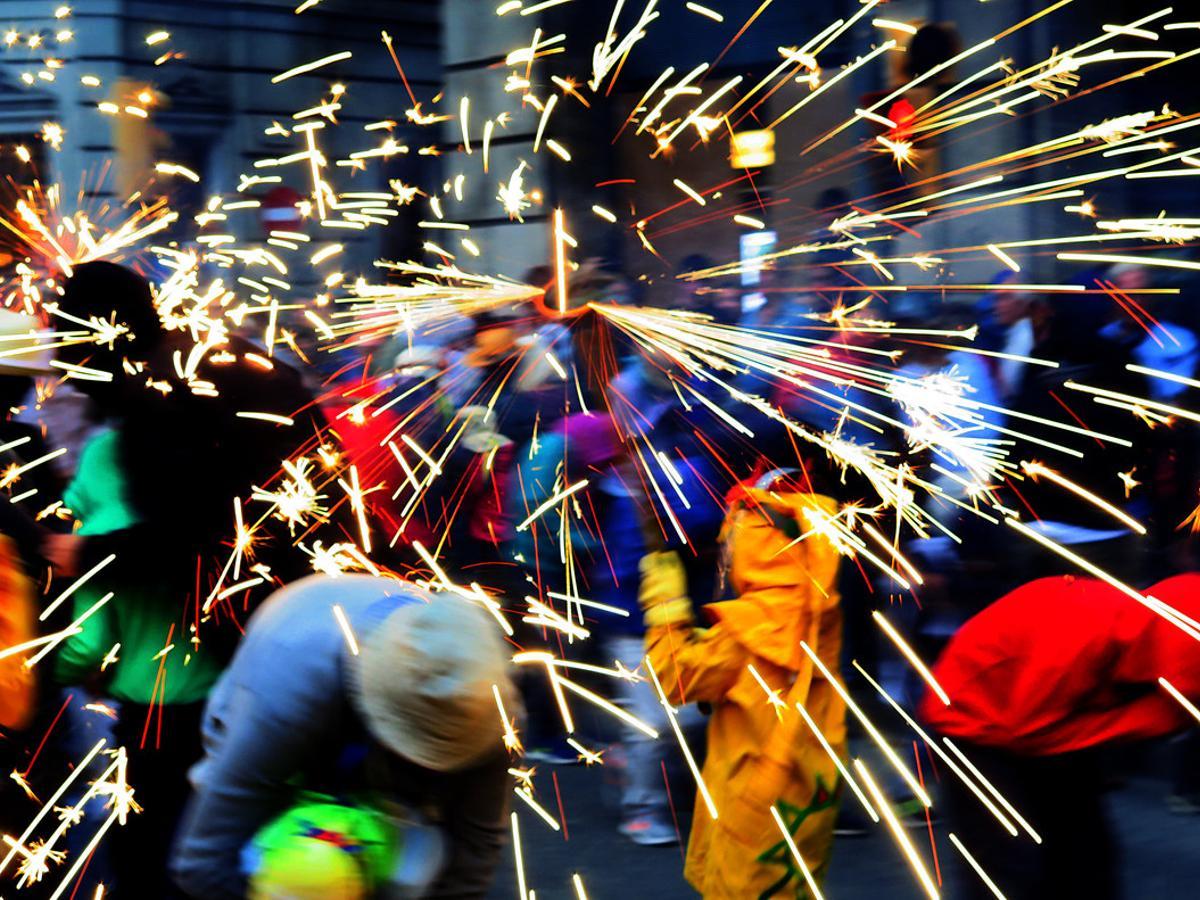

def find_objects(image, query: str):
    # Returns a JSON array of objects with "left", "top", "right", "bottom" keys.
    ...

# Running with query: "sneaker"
[
  {"left": 618, "top": 816, "right": 679, "bottom": 846},
  {"left": 524, "top": 739, "right": 581, "bottom": 765},
  {"left": 895, "top": 796, "right": 934, "bottom": 829}
]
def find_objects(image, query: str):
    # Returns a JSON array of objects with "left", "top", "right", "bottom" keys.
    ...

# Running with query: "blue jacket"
[{"left": 171, "top": 575, "right": 508, "bottom": 899}]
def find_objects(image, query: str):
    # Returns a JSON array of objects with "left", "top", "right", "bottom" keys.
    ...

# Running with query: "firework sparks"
[{"left": 3, "top": 3, "right": 1199, "bottom": 897}]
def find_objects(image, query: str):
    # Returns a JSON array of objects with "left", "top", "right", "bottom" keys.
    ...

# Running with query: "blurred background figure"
[{"left": 980, "top": 274, "right": 1036, "bottom": 402}]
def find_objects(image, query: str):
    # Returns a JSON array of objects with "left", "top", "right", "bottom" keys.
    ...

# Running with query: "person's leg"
[
  {"left": 1041, "top": 750, "right": 1119, "bottom": 900},
  {"left": 938, "top": 742, "right": 1048, "bottom": 900},
  {"left": 513, "top": 613, "right": 580, "bottom": 762},
  {"left": 110, "top": 702, "right": 205, "bottom": 899},
  {"left": 1169, "top": 729, "right": 1200, "bottom": 811},
  {"left": 604, "top": 634, "right": 679, "bottom": 844}
]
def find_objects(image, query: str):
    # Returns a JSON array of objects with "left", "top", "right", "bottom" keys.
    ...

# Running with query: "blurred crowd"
[{"left": 0, "top": 252, "right": 1199, "bottom": 899}]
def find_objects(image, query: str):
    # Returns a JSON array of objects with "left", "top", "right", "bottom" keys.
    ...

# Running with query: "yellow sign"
[{"left": 731, "top": 129, "right": 775, "bottom": 168}]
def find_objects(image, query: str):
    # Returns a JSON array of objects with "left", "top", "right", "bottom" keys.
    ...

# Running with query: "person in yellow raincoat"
[{"left": 642, "top": 470, "right": 847, "bottom": 899}]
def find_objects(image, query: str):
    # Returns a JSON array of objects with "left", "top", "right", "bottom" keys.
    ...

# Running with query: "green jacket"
[{"left": 55, "top": 429, "right": 222, "bottom": 705}]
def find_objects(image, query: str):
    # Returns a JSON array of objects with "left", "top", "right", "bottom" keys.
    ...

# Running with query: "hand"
[
  {"left": 638, "top": 551, "right": 689, "bottom": 610},
  {"left": 43, "top": 532, "right": 82, "bottom": 577}
]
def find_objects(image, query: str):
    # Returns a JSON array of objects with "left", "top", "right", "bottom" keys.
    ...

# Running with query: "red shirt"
[{"left": 920, "top": 575, "right": 1200, "bottom": 755}]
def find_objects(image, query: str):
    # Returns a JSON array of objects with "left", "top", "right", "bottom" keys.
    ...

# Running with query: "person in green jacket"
[{"left": 56, "top": 426, "right": 223, "bottom": 898}]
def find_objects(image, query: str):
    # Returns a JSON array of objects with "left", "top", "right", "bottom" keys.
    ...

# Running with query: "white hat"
[
  {"left": 0, "top": 310, "right": 54, "bottom": 375},
  {"left": 393, "top": 345, "right": 443, "bottom": 375},
  {"left": 454, "top": 405, "right": 513, "bottom": 454},
  {"left": 350, "top": 595, "right": 514, "bottom": 772}
]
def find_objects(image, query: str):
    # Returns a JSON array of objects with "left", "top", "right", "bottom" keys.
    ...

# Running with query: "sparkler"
[{"left": 2, "top": 3, "right": 1200, "bottom": 897}]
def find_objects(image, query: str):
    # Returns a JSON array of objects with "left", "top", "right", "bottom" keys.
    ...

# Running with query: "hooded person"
[
  {"left": 48, "top": 261, "right": 322, "bottom": 590},
  {"left": 919, "top": 573, "right": 1200, "bottom": 900},
  {"left": 171, "top": 574, "right": 516, "bottom": 899},
  {"left": 43, "top": 262, "right": 323, "bottom": 895},
  {"left": 640, "top": 465, "right": 850, "bottom": 897},
  {"left": 1004, "top": 291, "right": 1150, "bottom": 580}
]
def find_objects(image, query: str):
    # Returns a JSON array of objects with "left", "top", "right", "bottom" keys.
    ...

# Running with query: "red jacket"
[{"left": 920, "top": 575, "right": 1200, "bottom": 756}]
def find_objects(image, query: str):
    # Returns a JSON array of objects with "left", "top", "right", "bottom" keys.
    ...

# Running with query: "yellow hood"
[{"left": 709, "top": 487, "right": 841, "bottom": 670}]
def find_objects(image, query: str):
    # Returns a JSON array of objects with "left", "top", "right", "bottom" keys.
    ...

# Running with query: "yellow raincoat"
[{"left": 645, "top": 487, "right": 846, "bottom": 899}]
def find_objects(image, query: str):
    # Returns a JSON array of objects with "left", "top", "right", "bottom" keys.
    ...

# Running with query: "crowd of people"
[{"left": 0, "top": 253, "right": 1198, "bottom": 899}]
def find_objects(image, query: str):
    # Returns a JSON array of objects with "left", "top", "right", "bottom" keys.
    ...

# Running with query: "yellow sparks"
[
  {"left": 516, "top": 477, "right": 587, "bottom": 531},
  {"left": 734, "top": 214, "right": 765, "bottom": 229},
  {"left": 854, "top": 663, "right": 1032, "bottom": 839},
  {"left": 545, "top": 139, "right": 571, "bottom": 161},
  {"left": 854, "top": 759, "right": 940, "bottom": 900},
  {"left": 9, "top": 770, "right": 39, "bottom": 803},
  {"left": 769, "top": 805, "right": 825, "bottom": 899},
  {"left": 338, "top": 464, "right": 377, "bottom": 554},
  {"left": 511, "top": 813, "right": 529, "bottom": 900},
  {"left": 747, "top": 663, "right": 787, "bottom": 717},
  {"left": 39, "top": 554, "right": 116, "bottom": 622},
  {"left": 494, "top": 683, "right": 522, "bottom": 753},
  {"left": 565, "top": 737, "right": 604, "bottom": 765},
  {"left": 673, "top": 178, "right": 707, "bottom": 206},
  {"left": 553, "top": 208, "right": 569, "bottom": 313},
  {"left": 145, "top": 30, "right": 170, "bottom": 45},
  {"left": 685, "top": 2, "right": 723, "bottom": 22},
  {"left": 332, "top": 604, "right": 359, "bottom": 655},
  {"left": 1118, "top": 468, "right": 1140, "bottom": 498},
  {"left": 876, "top": 135, "right": 917, "bottom": 170},
  {"left": 459, "top": 96, "right": 471, "bottom": 153},
  {"left": 272, "top": 51, "right": 353, "bottom": 84},
  {"left": 645, "top": 659, "right": 717, "bottom": 819},
  {"left": 857, "top": 108, "right": 898, "bottom": 128},
  {"left": 235, "top": 411, "right": 295, "bottom": 426},
  {"left": 794, "top": 701, "right": 879, "bottom": 822},
  {"left": 800, "top": 641, "right": 932, "bottom": 806},
  {"left": 1020, "top": 460, "right": 1146, "bottom": 534},
  {"left": 948, "top": 833, "right": 1007, "bottom": 899},
  {"left": 1059, "top": 252, "right": 1200, "bottom": 273},
  {"left": 310, "top": 243, "right": 343, "bottom": 265},
  {"left": 1159, "top": 677, "right": 1200, "bottom": 723},
  {"left": 872, "top": 611, "right": 951, "bottom": 705},
  {"left": 514, "top": 787, "right": 561, "bottom": 831},
  {"left": 499, "top": 161, "right": 532, "bottom": 221},
  {"left": 873, "top": 18, "right": 918, "bottom": 35},
  {"left": 987, "top": 243, "right": 1021, "bottom": 272},
  {"left": 155, "top": 162, "right": 200, "bottom": 182}
]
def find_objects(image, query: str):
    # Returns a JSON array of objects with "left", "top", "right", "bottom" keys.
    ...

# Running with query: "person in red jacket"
[{"left": 920, "top": 574, "right": 1200, "bottom": 900}]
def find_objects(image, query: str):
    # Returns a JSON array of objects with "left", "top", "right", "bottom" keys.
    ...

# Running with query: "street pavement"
[{"left": 488, "top": 760, "right": 1200, "bottom": 899}]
